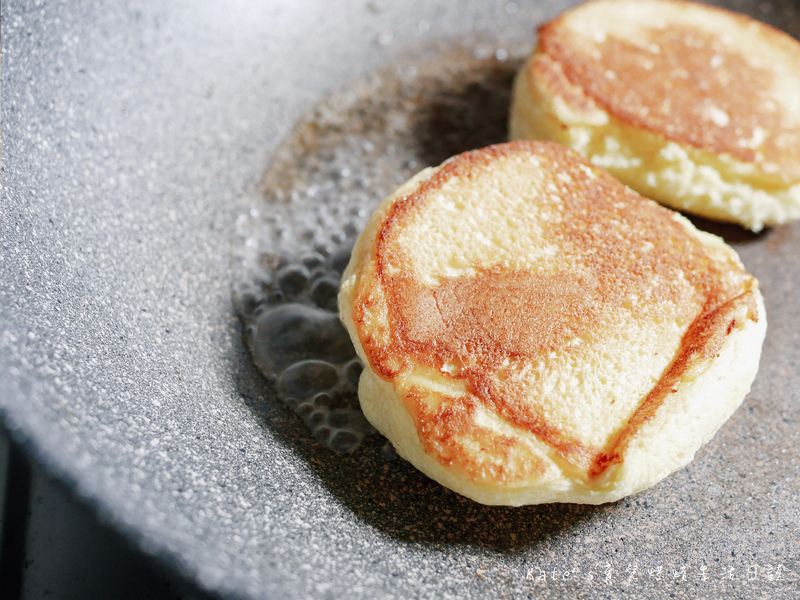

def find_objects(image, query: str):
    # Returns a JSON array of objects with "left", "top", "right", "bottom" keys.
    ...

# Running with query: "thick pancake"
[
  {"left": 339, "top": 141, "right": 766, "bottom": 505},
  {"left": 509, "top": 0, "right": 800, "bottom": 231}
]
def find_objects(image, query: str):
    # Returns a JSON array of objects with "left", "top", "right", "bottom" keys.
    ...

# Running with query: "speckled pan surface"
[{"left": 1, "top": 1, "right": 799, "bottom": 599}]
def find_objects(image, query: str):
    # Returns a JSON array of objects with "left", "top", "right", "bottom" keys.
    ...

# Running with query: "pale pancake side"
[
  {"left": 509, "top": 0, "right": 800, "bottom": 231},
  {"left": 339, "top": 140, "right": 765, "bottom": 504}
]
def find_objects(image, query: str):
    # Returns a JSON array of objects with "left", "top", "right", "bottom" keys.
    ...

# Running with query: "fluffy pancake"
[
  {"left": 509, "top": 0, "right": 800, "bottom": 232},
  {"left": 339, "top": 140, "right": 766, "bottom": 505}
]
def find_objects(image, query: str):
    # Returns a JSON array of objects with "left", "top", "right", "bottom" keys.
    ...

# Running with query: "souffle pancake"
[
  {"left": 509, "top": 0, "right": 800, "bottom": 232},
  {"left": 339, "top": 141, "right": 766, "bottom": 505}
]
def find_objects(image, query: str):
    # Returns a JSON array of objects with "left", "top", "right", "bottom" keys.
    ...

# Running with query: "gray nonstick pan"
[{"left": 2, "top": 1, "right": 799, "bottom": 598}]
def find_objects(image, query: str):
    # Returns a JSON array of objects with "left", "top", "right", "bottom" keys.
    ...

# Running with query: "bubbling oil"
[{"left": 233, "top": 45, "right": 521, "bottom": 453}]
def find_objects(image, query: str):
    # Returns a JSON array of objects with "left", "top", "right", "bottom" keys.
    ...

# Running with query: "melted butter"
[{"left": 233, "top": 47, "right": 523, "bottom": 453}]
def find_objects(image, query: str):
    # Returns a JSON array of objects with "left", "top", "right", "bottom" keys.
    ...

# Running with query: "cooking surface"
[
  {"left": 1, "top": 1, "right": 799, "bottom": 599},
  {"left": 0, "top": 426, "right": 214, "bottom": 600}
]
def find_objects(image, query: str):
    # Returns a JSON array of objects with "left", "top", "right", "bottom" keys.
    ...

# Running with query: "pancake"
[
  {"left": 338, "top": 140, "right": 765, "bottom": 505},
  {"left": 509, "top": 0, "right": 800, "bottom": 232}
]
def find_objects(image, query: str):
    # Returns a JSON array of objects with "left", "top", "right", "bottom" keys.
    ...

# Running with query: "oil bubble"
[{"left": 233, "top": 45, "right": 521, "bottom": 454}]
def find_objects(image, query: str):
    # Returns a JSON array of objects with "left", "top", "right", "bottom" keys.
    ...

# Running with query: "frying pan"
[{"left": 2, "top": 1, "right": 799, "bottom": 598}]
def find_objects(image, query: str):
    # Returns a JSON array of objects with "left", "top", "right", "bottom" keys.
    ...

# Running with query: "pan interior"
[{"left": 3, "top": 1, "right": 799, "bottom": 599}]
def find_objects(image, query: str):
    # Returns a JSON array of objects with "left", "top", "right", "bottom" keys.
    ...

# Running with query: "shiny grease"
[{"left": 233, "top": 47, "right": 521, "bottom": 453}]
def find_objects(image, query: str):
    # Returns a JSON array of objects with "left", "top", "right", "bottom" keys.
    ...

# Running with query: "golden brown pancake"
[
  {"left": 510, "top": 0, "right": 800, "bottom": 231},
  {"left": 339, "top": 140, "right": 766, "bottom": 505}
]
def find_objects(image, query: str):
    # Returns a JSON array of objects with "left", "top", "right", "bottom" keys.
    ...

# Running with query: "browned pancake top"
[
  {"left": 537, "top": 3, "right": 800, "bottom": 181},
  {"left": 352, "top": 141, "right": 757, "bottom": 484}
]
